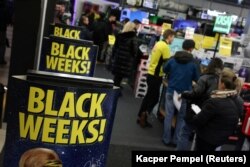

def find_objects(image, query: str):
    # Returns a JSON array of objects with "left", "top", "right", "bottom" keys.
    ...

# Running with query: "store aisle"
[{"left": 94, "top": 65, "right": 174, "bottom": 166}]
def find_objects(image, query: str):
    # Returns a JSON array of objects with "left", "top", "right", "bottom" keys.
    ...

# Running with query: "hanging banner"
[
  {"left": 39, "top": 36, "right": 98, "bottom": 77},
  {"left": 49, "top": 23, "right": 85, "bottom": 40},
  {"left": 219, "top": 37, "right": 233, "bottom": 57},
  {"left": 185, "top": 27, "right": 195, "bottom": 39},
  {"left": 213, "top": 15, "right": 233, "bottom": 34},
  {"left": 4, "top": 72, "right": 120, "bottom": 167}
]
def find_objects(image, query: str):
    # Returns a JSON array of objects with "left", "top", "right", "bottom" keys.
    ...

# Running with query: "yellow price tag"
[
  {"left": 162, "top": 23, "right": 172, "bottom": 33},
  {"left": 202, "top": 36, "right": 215, "bottom": 49},
  {"left": 219, "top": 37, "right": 232, "bottom": 57},
  {"left": 108, "top": 35, "right": 116, "bottom": 45}
]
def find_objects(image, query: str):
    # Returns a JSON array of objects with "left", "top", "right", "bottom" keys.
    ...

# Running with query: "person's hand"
[{"left": 178, "top": 94, "right": 182, "bottom": 101}]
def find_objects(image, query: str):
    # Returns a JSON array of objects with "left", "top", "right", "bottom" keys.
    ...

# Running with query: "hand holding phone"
[{"left": 191, "top": 104, "right": 201, "bottom": 114}]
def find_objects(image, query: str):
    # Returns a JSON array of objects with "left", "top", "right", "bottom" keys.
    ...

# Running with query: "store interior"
[
  {"left": 66, "top": 0, "right": 250, "bottom": 80},
  {"left": 1, "top": 0, "right": 250, "bottom": 166}
]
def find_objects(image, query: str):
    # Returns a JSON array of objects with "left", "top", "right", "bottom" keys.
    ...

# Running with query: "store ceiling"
[{"left": 212, "top": 0, "right": 250, "bottom": 8}]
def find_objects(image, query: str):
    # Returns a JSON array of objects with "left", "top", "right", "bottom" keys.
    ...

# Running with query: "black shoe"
[
  {"left": 145, "top": 121, "right": 153, "bottom": 128},
  {"left": 137, "top": 119, "right": 153, "bottom": 128},
  {"left": 162, "top": 141, "right": 177, "bottom": 148}
]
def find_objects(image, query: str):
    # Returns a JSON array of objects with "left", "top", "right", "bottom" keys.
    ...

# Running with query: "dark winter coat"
[
  {"left": 112, "top": 31, "right": 138, "bottom": 77},
  {"left": 92, "top": 20, "right": 107, "bottom": 45},
  {"left": 182, "top": 72, "right": 220, "bottom": 107},
  {"left": 0, "top": 5, "right": 7, "bottom": 32},
  {"left": 92, "top": 19, "right": 113, "bottom": 45},
  {"left": 189, "top": 94, "right": 242, "bottom": 146},
  {"left": 80, "top": 25, "right": 93, "bottom": 41}
]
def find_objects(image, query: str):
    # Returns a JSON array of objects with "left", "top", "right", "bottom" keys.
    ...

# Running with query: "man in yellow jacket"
[{"left": 138, "top": 29, "right": 175, "bottom": 128}]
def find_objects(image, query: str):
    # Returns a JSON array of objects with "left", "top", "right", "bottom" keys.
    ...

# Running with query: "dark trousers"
[
  {"left": 138, "top": 74, "right": 162, "bottom": 117},
  {"left": 97, "top": 42, "right": 108, "bottom": 62},
  {"left": 97, "top": 42, "right": 104, "bottom": 62},
  {"left": 114, "top": 75, "right": 123, "bottom": 87},
  {"left": 195, "top": 136, "right": 218, "bottom": 151}
]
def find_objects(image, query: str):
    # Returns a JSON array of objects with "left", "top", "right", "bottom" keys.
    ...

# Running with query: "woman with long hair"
[
  {"left": 190, "top": 74, "right": 242, "bottom": 150},
  {"left": 111, "top": 22, "right": 138, "bottom": 88}
]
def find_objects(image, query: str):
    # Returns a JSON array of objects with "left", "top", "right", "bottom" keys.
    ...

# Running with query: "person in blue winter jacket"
[{"left": 162, "top": 39, "right": 200, "bottom": 147}]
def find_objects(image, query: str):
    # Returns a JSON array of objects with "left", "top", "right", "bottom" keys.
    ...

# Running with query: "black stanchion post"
[{"left": 213, "top": 33, "right": 221, "bottom": 58}]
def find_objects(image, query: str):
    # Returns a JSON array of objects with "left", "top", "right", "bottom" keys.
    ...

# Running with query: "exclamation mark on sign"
[
  {"left": 98, "top": 119, "right": 106, "bottom": 142},
  {"left": 87, "top": 61, "right": 91, "bottom": 74}
]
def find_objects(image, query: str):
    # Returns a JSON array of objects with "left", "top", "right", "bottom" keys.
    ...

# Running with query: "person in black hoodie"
[
  {"left": 189, "top": 75, "right": 242, "bottom": 151},
  {"left": 111, "top": 22, "right": 138, "bottom": 88},
  {"left": 176, "top": 58, "right": 224, "bottom": 150},
  {"left": 182, "top": 58, "right": 223, "bottom": 107}
]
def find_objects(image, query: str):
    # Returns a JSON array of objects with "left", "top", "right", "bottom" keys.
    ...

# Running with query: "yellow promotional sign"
[
  {"left": 202, "top": 36, "right": 215, "bottom": 49},
  {"left": 219, "top": 37, "right": 232, "bottom": 57},
  {"left": 109, "top": 35, "right": 116, "bottom": 45},
  {"left": 162, "top": 23, "right": 172, "bottom": 33},
  {"left": 193, "top": 34, "right": 203, "bottom": 50}
]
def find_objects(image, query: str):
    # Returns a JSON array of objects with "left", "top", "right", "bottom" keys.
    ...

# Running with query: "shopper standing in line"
[
  {"left": 137, "top": 29, "right": 175, "bottom": 128},
  {"left": 178, "top": 58, "right": 224, "bottom": 150},
  {"left": 220, "top": 68, "right": 244, "bottom": 151},
  {"left": 79, "top": 15, "right": 93, "bottom": 40},
  {"left": 111, "top": 22, "right": 138, "bottom": 89},
  {"left": 92, "top": 13, "right": 117, "bottom": 63},
  {"left": 190, "top": 74, "right": 242, "bottom": 151},
  {"left": 162, "top": 39, "right": 200, "bottom": 147}
]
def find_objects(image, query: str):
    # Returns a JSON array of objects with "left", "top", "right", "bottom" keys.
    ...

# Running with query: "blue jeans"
[
  {"left": 163, "top": 93, "right": 187, "bottom": 145},
  {"left": 176, "top": 123, "right": 193, "bottom": 150}
]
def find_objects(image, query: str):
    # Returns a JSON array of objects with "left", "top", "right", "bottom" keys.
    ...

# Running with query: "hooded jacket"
[
  {"left": 163, "top": 51, "right": 200, "bottom": 94},
  {"left": 182, "top": 68, "right": 221, "bottom": 107},
  {"left": 111, "top": 31, "right": 138, "bottom": 77}
]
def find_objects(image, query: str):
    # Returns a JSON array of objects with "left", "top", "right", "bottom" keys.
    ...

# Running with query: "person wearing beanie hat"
[{"left": 162, "top": 39, "right": 200, "bottom": 148}]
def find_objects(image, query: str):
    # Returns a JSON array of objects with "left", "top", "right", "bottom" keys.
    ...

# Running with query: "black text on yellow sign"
[
  {"left": 54, "top": 27, "right": 81, "bottom": 39},
  {"left": 19, "top": 87, "right": 107, "bottom": 145},
  {"left": 46, "top": 42, "right": 91, "bottom": 74}
]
